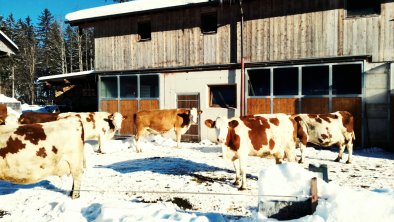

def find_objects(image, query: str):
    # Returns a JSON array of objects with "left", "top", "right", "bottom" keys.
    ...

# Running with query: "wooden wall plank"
[
  {"left": 273, "top": 98, "right": 298, "bottom": 114},
  {"left": 247, "top": 98, "right": 270, "bottom": 115},
  {"left": 92, "top": 0, "right": 393, "bottom": 71},
  {"left": 301, "top": 98, "right": 329, "bottom": 114}
]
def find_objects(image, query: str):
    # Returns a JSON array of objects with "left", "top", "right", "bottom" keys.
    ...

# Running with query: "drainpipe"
[{"left": 239, "top": 0, "right": 245, "bottom": 116}]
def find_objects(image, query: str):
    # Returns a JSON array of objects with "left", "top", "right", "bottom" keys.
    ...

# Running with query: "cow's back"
[
  {"left": 135, "top": 109, "right": 185, "bottom": 133},
  {"left": 0, "top": 118, "right": 84, "bottom": 184},
  {"left": 18, "top": 112, "right": 59, "bottom": 124}
]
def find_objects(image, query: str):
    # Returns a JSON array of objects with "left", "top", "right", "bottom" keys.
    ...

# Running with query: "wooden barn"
[{"left": 62, "top": 0, "right": 394, "bottom": 149}]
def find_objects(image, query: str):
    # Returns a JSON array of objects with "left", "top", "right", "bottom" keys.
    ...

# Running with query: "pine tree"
[
  {"left": 13, "top": 17, "right": 38, "bottom": 104},
  {"left": 64, "top": 25, "right": 79, "bottom": 73},
  {"left": 36, "top": 8, "right": 55, "bottom": 77},
  {"left": 0, "top": 14, "right": 17, "bottom": 97}
]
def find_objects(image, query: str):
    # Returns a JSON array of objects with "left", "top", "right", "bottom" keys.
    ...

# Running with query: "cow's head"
[
  {"left": 190, "top": 108, "right": 203, "bottom": 124},
  {"left": 204, "top": 116, "right": 229, "bottom": 143},
  {"left": 110, "top": 112, "right": 125, "bottom": 131}
]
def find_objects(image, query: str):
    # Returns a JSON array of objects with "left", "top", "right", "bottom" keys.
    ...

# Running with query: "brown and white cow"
[
  {"left": 133, "top": 108, "right": 202, "bottom": 152},
  {"left": 291, "top": 111, "right": 355, "bottom": 164},
  {"left": 58, "top": 112, "right": 125, "bottom": 153},
  {"left": 18, "top": 111, "right": 125, "bottom": 153},
  {"left": 205, "top": 114, "right": 297, "bottom": 190},
  {"left": 0, "top": 104, "right": 7, "bottom": 125},
  {"left": 0, "top": 117, "right": 85, "bottom": 199}
]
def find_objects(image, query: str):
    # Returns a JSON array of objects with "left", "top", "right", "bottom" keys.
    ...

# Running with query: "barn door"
[{"left": 177, "top": 94, "right": 200, "bottom": 142}]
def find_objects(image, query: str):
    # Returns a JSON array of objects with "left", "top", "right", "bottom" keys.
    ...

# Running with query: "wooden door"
[{"left": 177, "top": 94, "right": 200, "bottom": 142}]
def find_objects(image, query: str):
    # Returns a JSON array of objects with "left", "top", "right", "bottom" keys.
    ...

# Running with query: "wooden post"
[{"left": 310, "top": 177, "right": 318, "bottom": 214}]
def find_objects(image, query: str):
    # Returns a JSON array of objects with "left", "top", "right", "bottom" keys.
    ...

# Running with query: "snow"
[
  {"left": 0, "top": 97, "right": 393, "bottom": 221},
  {"left": 0, "top": 94, "right": 19, "bottom": 103},
  {"left": 38, "top": 70, "right": 94, "bottom": 81},
  {"left": 0, "top": 30, "right": 19, "bottom": 52},
  {"left": 66, "top": 0, "right": 210, "bottom": 23}
]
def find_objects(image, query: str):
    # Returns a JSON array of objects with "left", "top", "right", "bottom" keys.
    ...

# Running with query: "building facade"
[{"left": 66, "top": 0, "right": 394, "bottom": 149}]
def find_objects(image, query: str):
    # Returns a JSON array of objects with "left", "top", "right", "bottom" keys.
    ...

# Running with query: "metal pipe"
[{"left": 240, "top": 0, "right": 245, "bottom": 116}]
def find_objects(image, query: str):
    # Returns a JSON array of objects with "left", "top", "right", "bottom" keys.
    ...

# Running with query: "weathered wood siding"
[{"left": 92, "top": 0, "right": 394, "bottom": 71}]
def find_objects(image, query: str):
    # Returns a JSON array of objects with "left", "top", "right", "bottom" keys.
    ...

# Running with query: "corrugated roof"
[{"left": 66, "top": 0, "right": 212, "bottom": 24}]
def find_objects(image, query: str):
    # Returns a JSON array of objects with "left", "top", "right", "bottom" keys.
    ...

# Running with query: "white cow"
[
  {"left": 205, "top": 114, "right": 297, "bottom": 190},
  {"left": 292, "top": 111, "right": 355, "bottom": 163},
  {"left": 0, "top": 117, "right": 85, "bottom": 199}
]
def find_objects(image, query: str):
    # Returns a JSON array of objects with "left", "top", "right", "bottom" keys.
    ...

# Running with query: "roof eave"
[{"left": 66, "top": 1, "right": 218, "bottom": 26}]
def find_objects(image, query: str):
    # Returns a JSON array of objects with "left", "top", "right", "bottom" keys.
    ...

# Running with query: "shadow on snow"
[
  {"left": 0, "top": 180, "right": 65, "bottom": 196},
  {"left": 97, "top": 156, "right": 258, "bottom": 181}
]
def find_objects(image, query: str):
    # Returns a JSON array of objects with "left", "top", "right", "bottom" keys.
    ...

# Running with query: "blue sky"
[{"left": 0, "top": 0, "right": 114, "bottom": 23}]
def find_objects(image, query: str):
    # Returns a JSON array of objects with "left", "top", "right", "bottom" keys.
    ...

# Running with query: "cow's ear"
[
  {"left": 123, "top": 115, "right": 128, "bottom": 120},
  {"left": 204, "top": 119, "right": 215, "bottom": 128},
  {"left": 228, "top": 120, "right": 239, "bottom": 128},
  {"left": 108, "top": 114, "right": 114, "bottom": 120},
  {"left": 198, "top": 110, "right": 203, "bottom": 115}
]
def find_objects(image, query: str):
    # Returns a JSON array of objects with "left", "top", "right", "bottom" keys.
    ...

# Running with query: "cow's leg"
[
  {"left": 232, "top": 159, "right": 241, "bottom": 187},
  {"left": 97, "top": 135, "right": 106, "bottom": 154},
  {"left": 68, "top": 159, "right": 83, "bottom": 199},
  {"left": 238, "top": 154, "right": 248, "bottom": 190},
  {"left": 298, "top": 143, "right": 306, "bottom": 163},
  {"left": 346, "top": 142, "right": 353, "bottom": 164},
  {"left": 285, "top": 147, "right": 296, "bottom": 163},
  {"left": 335, "top": 143, "right": 345, "bottom": 162},
  {"left": 175, "top": 128, "right": 182, "bottom": 148},
  {"left": 274, "top": 151, "right": 285, "bottom": 164}
]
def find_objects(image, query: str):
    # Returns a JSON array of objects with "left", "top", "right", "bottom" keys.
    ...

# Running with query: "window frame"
[
  {"left": 346, "top": 0, "right": 381, "bottom": 18},
  {"left": 200, "top": 12, "right": 218, "bottom": 34},
  {"left": 208, "top": 84, "right": 237, "bottom": 109},
  {"left": 137, "top": 20, "right": 151, "bottom": 41}
]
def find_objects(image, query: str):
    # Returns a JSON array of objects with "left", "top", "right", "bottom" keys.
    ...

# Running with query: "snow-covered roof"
[
  {"left": 0, "top": 30, "right": 19, "bottom": 56},
  {"left": 37, "top": 70, "right": 95, "bottom": 81},
  {"left": 66, "top": 0, "right": 212, "bottom": 23}
]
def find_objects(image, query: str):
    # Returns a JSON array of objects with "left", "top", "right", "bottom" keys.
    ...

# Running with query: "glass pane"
[
  {"left": 273, "top": 67, "right": 298, "bottom": 96},
  {"left": 302, "top": 66, "right": 329, "bottom": 95},
  {"left": 120, "top": 76, "right": 138, "bottom": 98},
  {"left": 140, "top": 75, "right": 159, "bottom": 98},
  {"left": 210, "top": 85, "right": 236, "bottom": 108},
  {"left": 333, "top": 64, "right": 362, "bottom": 95},
  {"left": 248, "top": 69, "right": 270, "bottom": 96},
  {"left": 100, "top": 77, "right": 117, "bottom": 99}
]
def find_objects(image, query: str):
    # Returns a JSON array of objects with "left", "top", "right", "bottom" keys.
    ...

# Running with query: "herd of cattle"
[{"left": 0, "top": 104, "right": 355, "bottom": 198}]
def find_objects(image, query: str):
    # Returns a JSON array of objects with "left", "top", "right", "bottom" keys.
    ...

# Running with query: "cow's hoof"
[
  {"left": 346, "top": 160, "right": 352, "bottom": 164},
  {"left": 238, "top": 187, "right": 246, "bottom": 191},
  {"left": 71, "top": 192, "right": 80, "bottom": 199},
  {"left": 334, "top": 157, "right": 341, "bottom": 162},
  {"left": 298, "top": 159, "right": 304, "bottom": 164}
]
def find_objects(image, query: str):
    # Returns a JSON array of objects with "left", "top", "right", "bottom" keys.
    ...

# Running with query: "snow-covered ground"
[
  {"left": 0, "top": 94, "right": 393, "bottom": 221},
  {"left": 0, "top": 135, "right": 393, "bottom": 222}
]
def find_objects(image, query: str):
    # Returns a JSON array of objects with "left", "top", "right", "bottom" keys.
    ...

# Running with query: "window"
[
  {"left": 201, "top": 12, "right": 217, "bottom": 34},
  {"left": 138, "top": 21, "right": 151, "bottom": 41},
  {"left": 346, "top": 0, "right": 380, "bottom": 17},
  {"left": 120, "top": 76, "right": 138, "bottom": 98},
  {"left": 332, "top": 64, "right": 362, "bottom": 95},
  {"left": 140, "top": 75, "right": 159, "bottom": 98},
  {"left": 302, "top": 66, "right": 329, "bottom": 95},
  {"left": 273, "top": 67, "right": 298, "bottom": 96},
  {"left": 209, "top": 85, "right": 236, "bottom": 108},
  {"left": 100, "top": 77, "right": 117, "bottom": 98},
  {"left": 248, "top": 69, "right": 270, "bottom": 96}
]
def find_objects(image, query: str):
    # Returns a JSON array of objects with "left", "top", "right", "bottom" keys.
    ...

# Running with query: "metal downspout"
[{"left": 240, "top": 0, "right": 245, "bottom": 116}]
